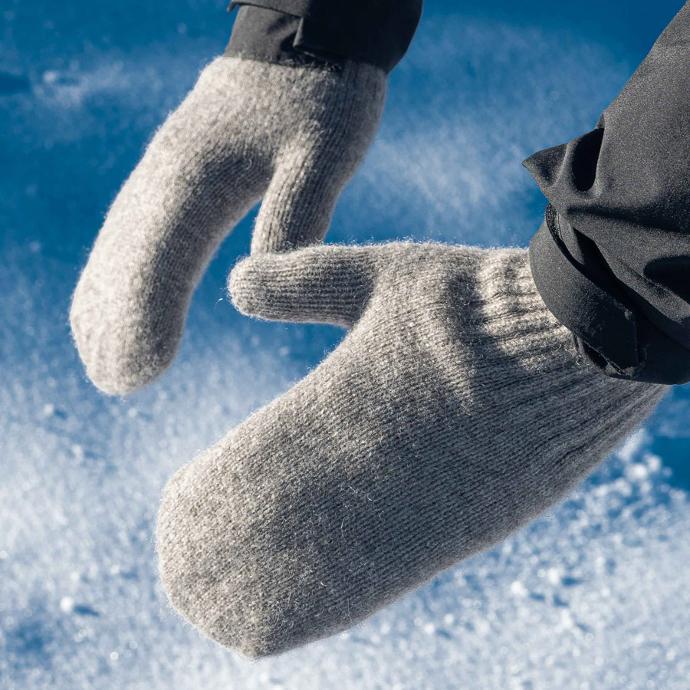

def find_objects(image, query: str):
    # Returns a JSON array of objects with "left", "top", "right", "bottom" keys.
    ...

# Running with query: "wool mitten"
[
  {"left": 156, "top": 242, "right": 669, "bottom": 657},
  {"left": 69, "top": 56, "right": 385, "bottom": 395}
]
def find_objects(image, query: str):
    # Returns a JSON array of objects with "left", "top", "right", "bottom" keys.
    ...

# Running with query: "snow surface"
[{"left": 2, "top": 2, "right": 690, "bottom": 688}]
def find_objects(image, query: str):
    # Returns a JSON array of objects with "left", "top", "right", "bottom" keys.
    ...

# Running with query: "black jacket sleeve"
[
  {"left": 524, "top": 1, "right": 690, "bottom": 385},
  {"left": 225, "top": 0, "right": 423, "bottom": 73}
]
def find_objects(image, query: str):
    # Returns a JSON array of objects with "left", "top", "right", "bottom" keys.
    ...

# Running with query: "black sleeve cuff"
[
  {"left": 528, "top": 205, "right": 690, "bottom": 385},
  {"left": 225, "top": 0, "right": 422, "bottom": 73},
  {"left": 524, "top": 2, "right": 690, "bottom": 386}
]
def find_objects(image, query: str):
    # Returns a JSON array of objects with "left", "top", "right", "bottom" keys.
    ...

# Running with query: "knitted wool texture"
[
  {"left": 156, "top": 242, "right": 669, "bottom": 657},
  {"left": 69, "top": 56, "right": 386, "bottom": 395}
]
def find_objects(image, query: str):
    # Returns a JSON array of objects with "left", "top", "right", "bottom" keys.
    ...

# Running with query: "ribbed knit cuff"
[
  {"left": 472, "top": 248, "right": 582, "bottom": 368},
  {"left": 470, "top": 248, "right": 667, "bottom": 417}
]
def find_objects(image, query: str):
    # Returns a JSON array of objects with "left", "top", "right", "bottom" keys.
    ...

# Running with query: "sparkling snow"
[{"left": 2, "top": 2, "right": 689, "bottom": 688}]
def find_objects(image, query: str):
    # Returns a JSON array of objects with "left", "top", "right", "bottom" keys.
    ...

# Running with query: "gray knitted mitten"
[
  {"left": 156, "top": 242, "right": 668, "bottom": 657},
  {"left": 69, "top": 56, "right": 385, "bottom": 395}
]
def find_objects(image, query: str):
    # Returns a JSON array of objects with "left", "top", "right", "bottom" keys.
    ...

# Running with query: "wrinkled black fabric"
[
  {"left": 225, "top": 6, "right": 320, "bottom": 67},
  {"left": 525, "top": 1, "right": 690, "bottom": 384},
  {"left": 225, "top": 0, "right": 422, "bottom": 73},
  {"left": 529, "top": 206, "right": 690, "bottom": 385}
]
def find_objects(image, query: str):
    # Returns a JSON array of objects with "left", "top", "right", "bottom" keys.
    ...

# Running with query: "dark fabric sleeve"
[
  {"left": 524, "top": 1, "right": 690, "bottom": 385},
  {"left": 224, "top": 0, "right": 423, "bottom": 73}
]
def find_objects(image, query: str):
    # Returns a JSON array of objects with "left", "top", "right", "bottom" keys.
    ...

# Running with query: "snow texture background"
[{"left": 1, "top": 1, "right": 689, "bottom": 688}]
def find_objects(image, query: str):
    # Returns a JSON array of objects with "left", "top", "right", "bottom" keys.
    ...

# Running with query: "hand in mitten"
[
  {"left": 70, "top": 57, "right": 385, "bottom": 394},
  {"left": 156, "top": 242, "right": 668, "bottom": 657}
]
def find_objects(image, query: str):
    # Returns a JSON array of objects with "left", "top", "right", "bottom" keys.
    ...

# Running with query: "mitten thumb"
[{"left": 229, "top": 245, "right": 378, "bottom": 328}]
